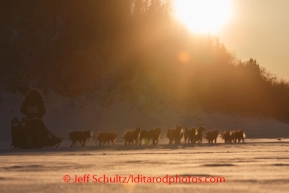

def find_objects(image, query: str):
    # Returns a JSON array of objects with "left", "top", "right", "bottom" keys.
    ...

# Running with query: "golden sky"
[{"left": 217, "top": 0, "right": 289, "bottom": 80}]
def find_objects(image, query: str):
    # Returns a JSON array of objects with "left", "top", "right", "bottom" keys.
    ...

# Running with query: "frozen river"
[{"left": 0, "top": 139, "right": 289, "bottom": 193}]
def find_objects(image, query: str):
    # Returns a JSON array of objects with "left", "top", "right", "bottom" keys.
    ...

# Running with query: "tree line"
[{"left": 0, "top": 0, "right": 288, "bottom": 121}]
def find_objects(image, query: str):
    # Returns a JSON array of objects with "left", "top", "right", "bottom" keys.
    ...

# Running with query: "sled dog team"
[{"left": 69, "top": 126, "right": 246, "bottom": 147}]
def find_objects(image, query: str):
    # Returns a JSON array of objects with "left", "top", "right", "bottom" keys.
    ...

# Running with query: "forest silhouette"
[{"left": 1, "top": 0, "right": 289, "bottom": 122}]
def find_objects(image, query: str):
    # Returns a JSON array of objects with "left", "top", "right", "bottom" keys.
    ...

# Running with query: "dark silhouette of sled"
[{"left": 11, "top": 117, "right": 61, "bottom": 149}]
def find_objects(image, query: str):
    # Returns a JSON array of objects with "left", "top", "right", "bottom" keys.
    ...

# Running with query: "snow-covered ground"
[
  {"left": 1, "top": 139, "right": 289, "bottom": 193},
  {"left": 1, "top": 91, "right": 289, "bottom": 192},
  {"left": 1, "top": 91, "right": 289, "bottom": 141}
]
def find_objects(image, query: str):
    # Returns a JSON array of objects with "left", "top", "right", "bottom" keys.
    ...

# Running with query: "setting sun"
[{"left": 173, "top": 0, "right": 233, "bottom": 34}]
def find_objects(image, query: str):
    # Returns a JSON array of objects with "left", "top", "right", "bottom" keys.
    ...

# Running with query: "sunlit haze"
[
  {"left": 173, "top": 0, "right": 233, "bottom": 34},
  {"left": 174, "top": 0, "right": 289, "bottom": 80}
]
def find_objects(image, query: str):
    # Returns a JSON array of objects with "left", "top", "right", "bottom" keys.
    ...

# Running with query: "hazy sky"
[{"left": 216, "top": 0, "right": 289, "bottom": 80}]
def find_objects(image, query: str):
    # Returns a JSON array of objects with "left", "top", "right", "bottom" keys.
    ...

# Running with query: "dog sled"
[{"left": 11, "top": 117, "right": 62, "bottom": 149}]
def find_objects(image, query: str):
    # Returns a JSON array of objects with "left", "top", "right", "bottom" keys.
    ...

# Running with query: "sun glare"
[{"left": 173, "top": 0, "right": 233, "bottom": 34}]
